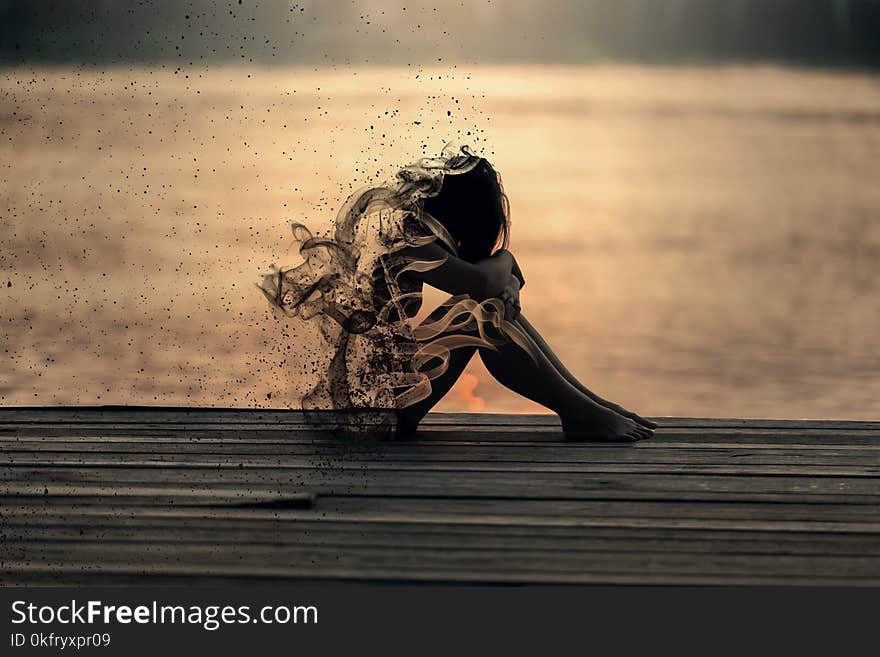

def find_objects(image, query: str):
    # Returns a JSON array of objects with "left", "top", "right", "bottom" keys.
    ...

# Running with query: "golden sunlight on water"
[{"left": 2, "top": 65, "right": 879, "bottom": 418}]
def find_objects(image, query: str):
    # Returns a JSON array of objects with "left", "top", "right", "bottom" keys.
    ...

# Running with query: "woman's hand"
[
  {"left": 494, "top": 249, "right": 525, "bottom": 289},
  {"left": 498, "top": 274, "right": 522, "bottom": 320}
]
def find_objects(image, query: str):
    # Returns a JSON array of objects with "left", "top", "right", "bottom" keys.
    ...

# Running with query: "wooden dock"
[{"left": 2, "top": 408, "right": 879, "bottom": 586}]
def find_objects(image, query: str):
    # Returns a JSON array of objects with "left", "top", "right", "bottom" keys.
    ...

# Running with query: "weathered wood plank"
[
  {"left": 4, "top": 425, "right": 880, "bottom": 446},
  {"left": 4, "top": 452, "right": 880, "bottom": 477},
  {"left": 6, "top": 489, "right": 880, "bottom": 528},
  {"left": 5, "top": 517, "right": 880, "bottom": 556},
  {"left": 1, "top": 408, "right": 877, "bottom": 430},
  {"left": 5, "top": 563, "right": 874, "bottom": 587},
  {"left": 4, "top": 436, "right": 880, "bottom": 453},
  {"left": 0, "top": 521, "right": 880, "bottom": 561},
  {"left": 5, "top": 464, "right": 880, "bottom": 504},
  {"left": 5, "top": 441, "right": 880, "bottom": 467},
  {"left": 3, "top": 543, "right": 879, "bottom": 585},
  {"left": 4, "top": 566, "right": 876, "bottom": 587},
  {"left": 3, "top": 419, "right": 879, "bottom": 437}
]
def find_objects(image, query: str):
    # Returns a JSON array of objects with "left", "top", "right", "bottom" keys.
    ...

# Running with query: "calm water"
[{"left": 2, "top": 65, "right": 879, "bottom": 419}]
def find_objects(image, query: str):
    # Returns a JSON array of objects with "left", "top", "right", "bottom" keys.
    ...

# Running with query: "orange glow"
[{"left": 454, "top": 373, "right": 485, "bottom": 413}]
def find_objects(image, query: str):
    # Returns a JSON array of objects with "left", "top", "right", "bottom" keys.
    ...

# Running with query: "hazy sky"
[{"left": 2, "top": 0, "right": 879, "bottom": 67}]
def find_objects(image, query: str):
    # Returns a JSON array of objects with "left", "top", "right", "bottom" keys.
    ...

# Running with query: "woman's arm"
[{"left": 398, "top": 242, "right": 517, "bottom": 302}]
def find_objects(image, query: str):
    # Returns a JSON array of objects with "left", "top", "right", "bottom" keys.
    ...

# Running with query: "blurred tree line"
[{"left": 1, "top": 0, "right": 879, "bottom": 68}]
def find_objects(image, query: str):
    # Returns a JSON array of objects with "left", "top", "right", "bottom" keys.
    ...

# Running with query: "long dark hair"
[{"left": 422, "top": 158, "right": 510, "bottom": 263}]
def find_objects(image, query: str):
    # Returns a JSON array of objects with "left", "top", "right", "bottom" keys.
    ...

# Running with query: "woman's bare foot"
[
  {"left": 562, "top": 404, "right": 653, "bottom": 442},
  {"left": 596, "top": 400, "right": 658, "bottom": 430}
]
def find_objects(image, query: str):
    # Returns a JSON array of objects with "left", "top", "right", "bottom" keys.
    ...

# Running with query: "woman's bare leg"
[
  {"left": 514, "top": 315, "right": 658, "bottom": 430},
  {"left": 397, "top": 303, "right": 652, "bottom": 442},
  {"left": 477, "top": 326, "right": 651, "bottom": 441},
  {"left": 396, "top": 345, "right": 477, "bottom": 438}
]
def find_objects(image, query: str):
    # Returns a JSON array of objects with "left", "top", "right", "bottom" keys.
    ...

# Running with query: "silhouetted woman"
[{"left": 260, "top": 144, "right": 655, "bottom": 441}]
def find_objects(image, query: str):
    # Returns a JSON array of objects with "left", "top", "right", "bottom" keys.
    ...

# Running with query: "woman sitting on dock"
[{"left": 260, "top": 143, "right": 655, "bottom": 441}]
